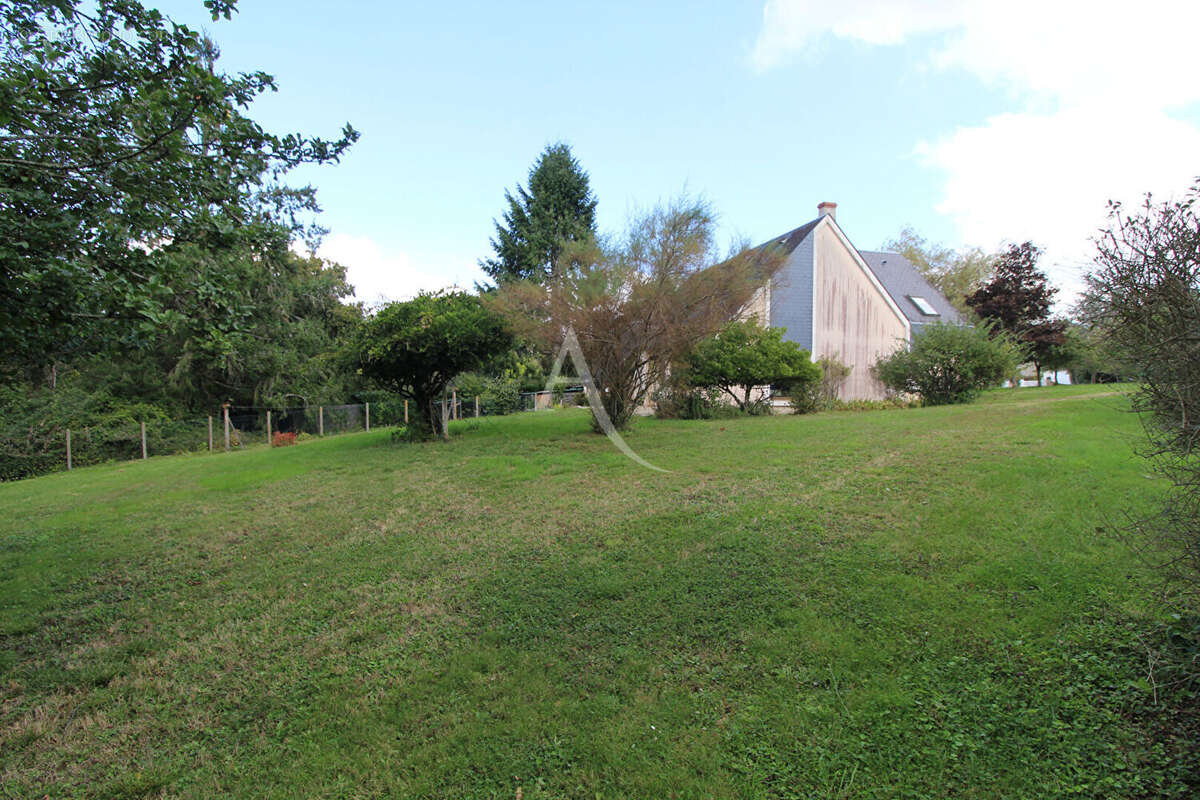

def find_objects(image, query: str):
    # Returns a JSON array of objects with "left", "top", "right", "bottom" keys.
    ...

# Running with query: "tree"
[
  {"left": 0, "top": 0, "right": 358, "bottom": 370},
  {"left": 135, "top": 240, "right": 361, "bottom": 409},
  {"left": 965, "top": 242, "right": 1066, "bottom": 385},
  {"left": 493, "top": 196, "right": 779, "bottom": 431},
  {"left": 1064, "top": 297, "right": 1137, "bottom": 383},
  {"left": 872, "top": 322, "right": 1020, "bottom": 405},
  {"left": 1037, "top": 324, "right": 1086, "bottom": 384},
  {"left": 685, "top": 320, "right": 819, "bottom": 412},
  {"left": 883, "top": 227, "right": 993, "bottom": 316},
  {"left": 350, "top": 292, "right": 515, "bottom": 440},
  {"left": 480, "top": 143, "right": 597, "bottom": 285},
  {"left": 1085, "top": 183, "right": 1200, "bottom": 601}
]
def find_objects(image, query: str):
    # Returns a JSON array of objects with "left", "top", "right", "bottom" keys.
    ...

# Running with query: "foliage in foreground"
[
  {"left": 1087, "top": 182, "right": 1200, "bottom": 605},
  {"left": 685, "top": 320, "right": 819, "bottom": 413},
  {"left": 0, "top": 0, "right": 356, "bottom": 371},
  {"left": 351, "top": 291, "right": 515, "bottom": 439},
  {"left": 873, "top": 322, "right": 1020, "bottom": 405}
]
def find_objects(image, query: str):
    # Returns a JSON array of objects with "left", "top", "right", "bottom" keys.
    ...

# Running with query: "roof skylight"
[{"left": 908, "top": 295, "right": 939, "bottom": 316}]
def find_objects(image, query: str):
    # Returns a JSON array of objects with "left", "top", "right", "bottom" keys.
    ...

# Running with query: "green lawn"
[{"left": 0, "top": 384, "right": 1192, "bottom": 798}]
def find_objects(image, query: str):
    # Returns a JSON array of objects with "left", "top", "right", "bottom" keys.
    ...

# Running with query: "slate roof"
[
  {"left": 745, "top": 215, "right": 964, "bottom": 333},
  {"left": 755, "top": 217, "right": 822, "bottom": 257},
  {"left": 858, "top": 250, "right": 963, "bottom": 326}
]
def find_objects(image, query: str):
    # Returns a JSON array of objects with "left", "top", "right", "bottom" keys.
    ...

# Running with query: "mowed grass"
[{"left": 0, "top": 384, "right": 1189, "bottom": 798}]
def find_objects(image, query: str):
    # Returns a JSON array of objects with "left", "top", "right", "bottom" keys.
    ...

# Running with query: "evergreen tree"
[{"left": 481, "top": 143, "right": 598, "bottom": 285}]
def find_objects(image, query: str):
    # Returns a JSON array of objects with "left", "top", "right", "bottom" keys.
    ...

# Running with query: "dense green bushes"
[
  {"left": 789, "top": 356, "right": 852, "bottom": 414},
  {"left": 873, "top": 323, "right": 1020, "bottom": 405},
  {"left": 455, "top": 373, "right": 523, "bottom": 416},
  {"left": 0, "top": 376, "right": 206, "bottom": 480}
]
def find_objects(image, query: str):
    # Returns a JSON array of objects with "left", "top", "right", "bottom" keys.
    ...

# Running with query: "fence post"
[
  {"left": 223, "top": 404, "right": 231, "bottom": 452},
  {"left": 475, "top": 395, "right": 480, "bottom": 417},
  {"left": 452, "top": 389, "right": 458, "bottom": 420},
  {"left": 319, "top": 406, "right": 324, "bottom": 436},
  {"left": 365, "top": 402, "right": 370, "bottom": 432},
  {"left": 140, "top": 421, "right": 147, "bottom": 460},
  {"left": 266, "top": 410, "right": 272, "bottom": 445},
  {"left": 66, "top": 428, "right": 72, "bottom": 470},
  {"left": 404, "top": 400, "right": 408, "bottom": 424},
  {"left": 208, "top": 415, "right": 213, "bottom": 452}
]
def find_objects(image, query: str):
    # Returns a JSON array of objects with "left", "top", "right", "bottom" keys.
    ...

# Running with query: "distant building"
[{"left": 742, "top": 202, "right": 962, "bottom": 401}]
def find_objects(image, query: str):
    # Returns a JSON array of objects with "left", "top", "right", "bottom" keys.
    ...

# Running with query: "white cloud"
[
  {"left": 751, "top": 0, "right": 1200, "bottom": 302},
  {"left": 752, "top": 0, "right": 1200, "bottom": 105},
  {"left": 300, "top": 233, "right": 485, "bottom": 305},
  {"left": 918, "top": 107, "right": 1200, "bottom": 299}
]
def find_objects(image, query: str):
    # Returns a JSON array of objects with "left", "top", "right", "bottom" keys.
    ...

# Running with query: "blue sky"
[{"left": 156, "top": 1, "right": 1200, "bottom": 306}]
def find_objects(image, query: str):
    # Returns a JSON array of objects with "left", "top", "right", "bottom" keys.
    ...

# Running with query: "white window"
[{"left": 908, "top": 295, "right": 939, "bottom": 316}]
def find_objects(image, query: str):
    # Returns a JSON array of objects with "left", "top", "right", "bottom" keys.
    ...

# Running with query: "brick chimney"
[{"left": 817, "top": 201, "right": 837, "bottom": 220}]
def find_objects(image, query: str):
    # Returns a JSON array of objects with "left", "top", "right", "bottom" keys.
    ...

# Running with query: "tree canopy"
[
  {"left": 965, "top": 242, "right": 1066, "bottom": 384},
  {"left": 350, "top": 292, "right": 515, "bottom": 439},
  {"left": 686, "top": 320, "right": 818, "bottom": 412},
  {"left": 883, "top": 227, "right": 993, "bottom": 316},
  {"left": 480, "top": 143, "right": 597, "bottom": 285},
  {"left": 0, "top": 0, "right": 358, "bottom": 370}
]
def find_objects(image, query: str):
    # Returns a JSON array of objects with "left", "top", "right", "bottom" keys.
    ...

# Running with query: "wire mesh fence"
[
  {"left": 520, "top": 388, "right": 587, "bottom": 411},
  {"left": 1, "top": 390, "right": 598, "bottom": 481}
]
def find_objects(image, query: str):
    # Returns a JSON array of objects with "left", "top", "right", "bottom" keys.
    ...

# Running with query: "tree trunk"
[{"left": 405, "top": 391, "right": 443, "bottom": 440}]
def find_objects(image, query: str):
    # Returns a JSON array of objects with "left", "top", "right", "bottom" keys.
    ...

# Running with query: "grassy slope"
[{"left": 0, "top": 384, "right": 1187, "bottom": 798}]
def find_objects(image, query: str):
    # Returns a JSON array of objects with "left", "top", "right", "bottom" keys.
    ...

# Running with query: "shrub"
[
  {"left": 832, "top": 396, "right": 919, "bottom": 412},
  {"left": 652, "top": 380, "right": 743, "bottom": 420},
  {"left": 790, "top": 356, "right": 852, "bottom": 414},
  {"left": 1086, "top": 184, "right": 1200, "bottom": 608},
  {"left": 0, "top": 374, "right": 202, "bottom": 480},
  {"left": 272, "top": 431, "right": 297, "bottom": 447},
  {"left": 482, "top": 378, "right": 522, "bottom": 415},
  {"left": 872, "top": 323, "right": 1020, "bottom": 405},
  {"left": 455, "top": 374, "right": 524, "bottom": 416}
]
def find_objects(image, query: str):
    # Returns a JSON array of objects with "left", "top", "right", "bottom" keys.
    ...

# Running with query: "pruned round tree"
[
  {"left": 350, "top": 292, "right": 515, "bottom": 439},
  {"left": 685, "top": 320, "right": 819, "bottom": 412}
]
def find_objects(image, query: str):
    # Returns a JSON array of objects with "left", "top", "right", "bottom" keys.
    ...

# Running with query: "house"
[{"left": 742, "top": 202, "right": 962, "bottom": 401}]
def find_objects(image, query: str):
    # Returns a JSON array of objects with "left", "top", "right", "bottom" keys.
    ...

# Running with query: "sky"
[{"left": 154, "top": 0, "right": 1200, "bottom": 308}]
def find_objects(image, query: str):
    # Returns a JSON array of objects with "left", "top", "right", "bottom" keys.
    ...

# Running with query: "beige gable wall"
[
  {"left": 738, "top": 282, "right": 771, "bottom": 326},
  {"left": 812, "top": 223, "right": 909, "bottom": 400}
]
